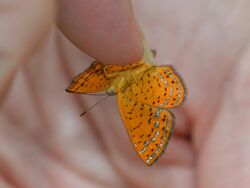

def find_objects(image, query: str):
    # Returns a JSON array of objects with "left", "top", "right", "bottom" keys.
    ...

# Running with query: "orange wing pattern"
[
  {"left": 66, "top": 61, "right": 110, "bottom": 94},
  {"left": 104, "top": 59, "right": 144, "bottom": 75},
  {"left": 130, "top": 65, "right": 186, "bottom": 108},
  {"left": 118, "top": 90, "right": 175, "bottom": 166}
]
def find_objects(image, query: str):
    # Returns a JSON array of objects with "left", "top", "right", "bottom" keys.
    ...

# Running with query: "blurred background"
[{"left": 1, "top": 0, "right": 250, "bottom": 187}]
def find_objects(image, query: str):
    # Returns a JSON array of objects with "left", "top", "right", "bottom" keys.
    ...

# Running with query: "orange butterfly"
[{"left": 66, "top": 51, "right": 186, "bottom": 166}]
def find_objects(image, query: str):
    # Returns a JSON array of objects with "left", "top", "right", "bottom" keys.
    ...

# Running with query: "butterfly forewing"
[
  {"left": 130, "top": 65, "right": 186, "bottom": 108},
  {"left": 104, "top": 60, "right": 144, "bottom": 75},
  {"left": 66, "top": 61, "right": 110, "bottom": 93},
  {"left": 118, "top": 91, "right": 175, "bottom": 166}
]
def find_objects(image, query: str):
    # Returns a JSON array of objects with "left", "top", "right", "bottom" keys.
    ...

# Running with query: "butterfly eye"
[
  {"left": 106, "top": 84, "right": 117, "bottom": 96},
  {"left": 107, "top": 90, "right": 116, "bottom": 96}
]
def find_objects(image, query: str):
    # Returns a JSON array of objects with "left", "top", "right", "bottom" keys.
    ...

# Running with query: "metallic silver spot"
[
  {"left": 165, "top": 81, "right": 168, "bottom": 86},
  {"left": 161, "top": 130, "right": 168, "bottom": 143},
  {"left": 158, "top": 73, "right": 164, "bottom": 80},
  {"left": 166, "top": 112, "right": 171, "bottom": 131},
  {"left": 146, "top": 156, "right": 152, "bottom": 163},
  {"left": 164, "top": 97, "right": 170, "bottom": 106},
  {"left": 140, "top": 147, "right": 147, "bottom": 154},
  {"left": 170, "top": 87, "right": 174, "bottom": 97},
  {"left": 154, "top": 121, "right": 159, "bottom": 128},
  {"left": 134, "top": 144, "right": 138, "bottom": 147},
  {"left": 144, "top": 141, "right": 149, "bottom": 146},
  {"left": 156, "top": 131, "right": 160, "bottom": 136},
  {"left": 154, "top": 108, "right": 162, "bottom": 118},
  {"left": 175, "top": 94, "right": 180, "bottom": 105},
  {"left": 155, "top": 148, "right": 160, "bottom": 154},
  {"left": 151, "top": 130, "right": 160, "bottom": 142},
  {"left": 155, "top": 113, "right": 160, "bottom": 118}
]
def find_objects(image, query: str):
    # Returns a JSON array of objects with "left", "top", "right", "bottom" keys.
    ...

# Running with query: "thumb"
[{"left": 57, "top": 0, "right": 143, "bottom": 65}]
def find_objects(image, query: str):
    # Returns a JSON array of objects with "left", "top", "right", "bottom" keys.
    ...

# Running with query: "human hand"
[{"left": 1, "top": 0, "right": 250, "bottom": 187}]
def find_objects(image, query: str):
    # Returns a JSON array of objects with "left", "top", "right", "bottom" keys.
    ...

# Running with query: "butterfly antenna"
[{"left": 80, "top": 95, "right": 110, "bottom": 116}]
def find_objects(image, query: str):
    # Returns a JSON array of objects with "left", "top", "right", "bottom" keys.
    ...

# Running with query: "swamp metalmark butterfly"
[{"left": 66, "top": 49, "right": 186, "bottom": 166}]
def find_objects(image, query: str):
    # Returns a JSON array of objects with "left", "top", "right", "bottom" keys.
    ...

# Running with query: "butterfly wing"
[
  {"left": 104, "top": 60, "right": 144, "bottom": 75},
  {"left": 66, "top": 61, "right": 110, "bottom": 94},
  {"left": 104, "top": 49, "right": 156, "bottom": 76},
  {"left": 130, "top": 65, "right": 186, "bottom": 108},
  {"left": 118, "top": 90, "right": 175, "bottom": 166}
]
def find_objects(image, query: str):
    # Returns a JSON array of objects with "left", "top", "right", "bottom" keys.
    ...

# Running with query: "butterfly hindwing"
[
  {"left": 130, "top": 65, "right": 186, "bottom": 108},
  {"left": 118, "top": 91, "right": 175, "bottom": 166},
  {"left": 66, "top": 61, "right": 110, "bottom": 94}
]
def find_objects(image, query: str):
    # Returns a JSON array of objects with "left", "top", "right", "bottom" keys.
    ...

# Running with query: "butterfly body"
[
  {"left": 105, "top": 62, "right": 152, "bottom": 95},
  {"left": 67, "top": 59, "right": 186, "bottom": 166}
]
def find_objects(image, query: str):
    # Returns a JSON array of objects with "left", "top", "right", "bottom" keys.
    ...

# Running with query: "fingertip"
[{"left": 57, "top": 0, "right": 143, "bottom": 65}]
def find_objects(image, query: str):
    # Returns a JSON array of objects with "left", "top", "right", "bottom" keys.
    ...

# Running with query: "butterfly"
[{"left": 66, "top": 51, "right": 186, "bottom": 166}]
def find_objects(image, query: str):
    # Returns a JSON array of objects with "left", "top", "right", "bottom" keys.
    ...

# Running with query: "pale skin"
[{"left": 1, "top": 0, "right": 250, "bottom": 187}]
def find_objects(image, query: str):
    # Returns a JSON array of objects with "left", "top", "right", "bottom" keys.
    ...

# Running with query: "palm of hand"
[{"left": 1, "top": 1, "right": 250, "bottom": 188}]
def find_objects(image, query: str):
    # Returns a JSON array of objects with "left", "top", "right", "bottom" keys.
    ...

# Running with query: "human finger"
[
  {"left": 0, "top": 0, "right": 55, "bottom": 105},
  {"left": 57, "top": 0, "right": 143, "bottom": 65},
  {"left": 197, "top": 47, "right": 250, "bottom": 188}
]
